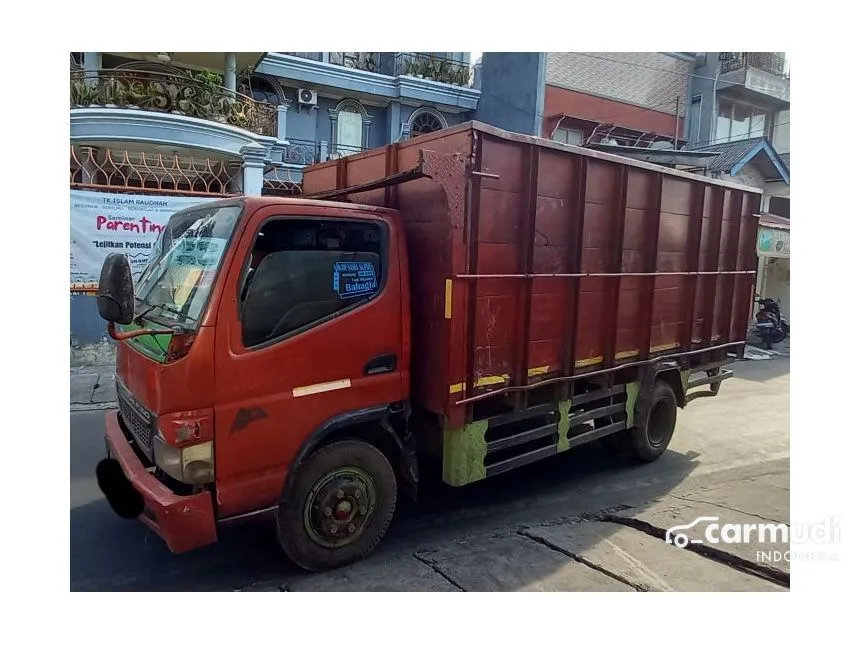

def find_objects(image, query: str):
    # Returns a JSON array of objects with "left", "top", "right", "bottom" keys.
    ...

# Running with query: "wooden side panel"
[{"left": 301, "top": 123, "right": 761, "bottom": 418}]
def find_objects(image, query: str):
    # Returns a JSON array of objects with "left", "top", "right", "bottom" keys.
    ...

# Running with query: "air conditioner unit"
[{"left": 297, "top": 88, "right": 318, "bottom": 106}]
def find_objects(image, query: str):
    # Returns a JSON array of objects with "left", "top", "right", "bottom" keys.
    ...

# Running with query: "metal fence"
[
  {"left": 394, "top": 53, "right": 471, "bottom": 87},
  {"left": 720, "top": 52, "right": 788, "bottom": 78},
  {"left": 70, "top": 146, "right": 241, "bottom": 197}
]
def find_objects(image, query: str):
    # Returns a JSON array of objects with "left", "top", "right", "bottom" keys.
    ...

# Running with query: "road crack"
[
  {"left": 599, "top": 514, "right": 789, "bottom": 588},
  {"left": 517, "top": 529, "right": 645, "bottom": 591},
  {"left": 669, "top": 493, "right": 786, "bottom": 524},
  {"left": 412, "top": 552, "right": 466, "bottom": 591}
]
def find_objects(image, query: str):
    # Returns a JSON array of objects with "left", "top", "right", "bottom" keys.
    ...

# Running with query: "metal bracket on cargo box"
[
  {"left": 684, "top": 368, "right": 734, "bottom": 405},
  {"left": 306, "top": 150, "right": 470, "bottom": 204}
]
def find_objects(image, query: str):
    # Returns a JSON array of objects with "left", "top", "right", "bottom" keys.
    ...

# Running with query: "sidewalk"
[
  {"left": 241, "top": 470, "right": 789, "bottom": 592},
  {"left": 70, "top": 366, "right": 117, "bottom": 410}
]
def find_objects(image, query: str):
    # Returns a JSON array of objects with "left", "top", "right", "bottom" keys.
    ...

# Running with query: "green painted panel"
[
  {"left": 680, "top": 369, "right": 691, "bottom": 394},
  {"left": 556, "top": 399, "right": 571, "bottom": 452},
  {"left": 442, "top": 419, "right": 488, "bottom": 487},
  {"left": 626, "top": 381, "right": 640, "bottom": 428},
  {"left": 118, "top": 321, "right": 171, "bottom": 363}
]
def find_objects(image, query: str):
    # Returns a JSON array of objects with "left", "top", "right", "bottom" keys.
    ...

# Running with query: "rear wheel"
[
  {"left": 770, "top": 326, "right": 787, "bottom": 344},
  {"left": 276, "top": 440, "right": 397, "bottom": 572},
  {"left": 628, "top": 380, "right": 678, "bottom": 462}
]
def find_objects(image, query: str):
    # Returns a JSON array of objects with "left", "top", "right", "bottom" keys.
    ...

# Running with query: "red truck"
[{"left": 95, "top": 122, "right": 760, "bottom": 571}]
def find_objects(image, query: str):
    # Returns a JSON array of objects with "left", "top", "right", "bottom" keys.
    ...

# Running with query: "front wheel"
[{"left": 276, "top": 440, "right": 397, "bottom": 572}]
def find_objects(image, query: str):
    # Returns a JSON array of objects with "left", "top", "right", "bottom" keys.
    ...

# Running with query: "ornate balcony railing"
[
  {"left": 284, "top": 139, "right": 321, "bottom": 165},
  {"left": 395, "top": 53, "right": 471, "bottom": 87},
  {"left": 329, "top": 52, "right": 381, "bottom": 73},
  {"left": 720, "top": 52, "right": 788, "bottom": 78},
  {"left": 70, "top": 69, "right": 277, "bottom": 137}
]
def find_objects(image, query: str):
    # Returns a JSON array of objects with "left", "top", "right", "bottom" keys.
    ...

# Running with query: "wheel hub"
[{"left": 304, "top": 467, "right": 377, "bottom": 548}]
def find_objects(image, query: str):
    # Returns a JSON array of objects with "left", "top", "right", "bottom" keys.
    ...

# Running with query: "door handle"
[{"left": 364, "top": 354, "right": 397, "bottom": 375}]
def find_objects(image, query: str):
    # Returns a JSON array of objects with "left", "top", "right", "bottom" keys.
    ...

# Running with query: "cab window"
[{"left": 239, "top": 218, "right": 384, "bottom": 348}]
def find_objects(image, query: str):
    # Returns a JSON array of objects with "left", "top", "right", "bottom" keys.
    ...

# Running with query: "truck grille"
[{"left": 116, "top": 378, "right": 155, "bottom": 458}]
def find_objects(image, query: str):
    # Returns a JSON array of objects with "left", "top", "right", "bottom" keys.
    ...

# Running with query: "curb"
[{"left": 71, "top": 402, "right": 118, "bottom": 412}]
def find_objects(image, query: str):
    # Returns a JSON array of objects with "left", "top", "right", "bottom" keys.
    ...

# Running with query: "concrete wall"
[
  {"left": 70, "top": 295, "right": 116, "bottom": 366},
  {"left": 547, "top": 53, "right": 690, "bottom": 119},
  {"left": 475, "top": 52, "right": 546, "bottom": 136},
  {"left": 762, "top": 257, "right": 790, "bottom": 321},
  {"left": 717, "top": 164, "right": 789, "bottom": 212}
]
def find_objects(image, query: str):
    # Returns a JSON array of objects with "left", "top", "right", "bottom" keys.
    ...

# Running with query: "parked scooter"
[{"left": 754, "top": 296, "right": 789, "bottom": 349}]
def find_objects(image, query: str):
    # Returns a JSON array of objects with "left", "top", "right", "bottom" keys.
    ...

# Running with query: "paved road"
[{"left": 71, "top": 357, "right": 789, "bottom": 591}]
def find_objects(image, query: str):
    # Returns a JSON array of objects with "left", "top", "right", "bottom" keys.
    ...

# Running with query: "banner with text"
[{"left": 70, "top": 190, "right": 218, "bottom": 284}]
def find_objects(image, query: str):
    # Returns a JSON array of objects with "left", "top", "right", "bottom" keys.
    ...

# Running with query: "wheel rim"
[
  {"left": 647, "top": 398, "right": 674, "bottom": 448},
  {"left": 303, "top": 467, "right": 378, "bottom": 548}
]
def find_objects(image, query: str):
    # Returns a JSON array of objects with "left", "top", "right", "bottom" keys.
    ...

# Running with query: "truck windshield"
[{"left": 135, "top": 204, "right": 242, "bottom": 327}]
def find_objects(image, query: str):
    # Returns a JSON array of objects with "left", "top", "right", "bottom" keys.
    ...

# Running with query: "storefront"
[{"left": 754, "top": 214, "right": 790, "bottom": 322}]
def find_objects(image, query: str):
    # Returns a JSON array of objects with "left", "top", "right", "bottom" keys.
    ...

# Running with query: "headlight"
[{"left": 153, "top": 437, "right": 214, "bottom": 485}]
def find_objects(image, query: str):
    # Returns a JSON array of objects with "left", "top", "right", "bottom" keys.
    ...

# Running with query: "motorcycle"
[{"left": 754, "top": 296, "right": 789, "bottom": 350}]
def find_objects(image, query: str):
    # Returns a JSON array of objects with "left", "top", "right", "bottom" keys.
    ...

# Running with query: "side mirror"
[{"left": 97, "top": 253, "right": 135, "bottom": 325}]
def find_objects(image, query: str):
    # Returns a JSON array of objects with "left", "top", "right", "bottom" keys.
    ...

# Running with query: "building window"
[
  {"left": 551, "top": 128, "right": 583, "bottom": 146},
  {"left": 240, "top": 218, "right": 384, "bottom": 347},
  {"left": 331, "top": 100, "right": 368, "bottom": 157},
  {"left": 715, "top": 99, "right": 770, "bottom": 144},
  {"left": 241, "top": 76, "right": 282, "bottom": 105},
  {"left": 409, "top": 109, "right": 447, "bottom": 137}
]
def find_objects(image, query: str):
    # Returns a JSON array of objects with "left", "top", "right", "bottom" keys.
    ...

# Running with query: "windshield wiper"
[{"left": 134, "top": 296, "right": 196, "bottom": 326}]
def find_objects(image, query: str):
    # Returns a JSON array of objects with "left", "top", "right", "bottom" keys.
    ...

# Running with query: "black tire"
[
  {"left": 628, "top": 380, "right": 678, "bottom": 462},
  {"left": 276, "top": 440, "right": 397, "bottom": 572},
  {"left": 770, "top": 326, "right": 787, "bottom": 344}
]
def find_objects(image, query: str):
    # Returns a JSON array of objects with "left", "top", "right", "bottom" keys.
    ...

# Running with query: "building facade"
[
  {"left": 542, "top": 52, "right": 696, "bottom": 149},
  {"left": 69, "top": 51, "right": 480, "bottom": 361}
]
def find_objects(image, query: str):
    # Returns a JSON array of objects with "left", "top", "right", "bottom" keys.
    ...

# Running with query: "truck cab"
[{"left": 98, "top": 197, "right": 415, "bottom": 571}]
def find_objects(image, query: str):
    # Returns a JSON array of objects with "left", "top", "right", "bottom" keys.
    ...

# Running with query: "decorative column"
[
  {"left": 240, "top": 143, "right": 267, "bottom": 196},
  {"left": 362, "top": 116, "right": 373, "bottom": 149},
  {"left": 224, "top": 53, "right": 238, "bottom": 92},
  {"left": 276, "top": 104, "right": 289, "bottom": 141},
  {"left": 328, "top": 108, "right": 339, "bottom": 150},
  {"left": 387, "top": 101, "right": 402, "bottom": 144},
  {"left": 82, "top": 52, "right": 101, "bottom": 87}
]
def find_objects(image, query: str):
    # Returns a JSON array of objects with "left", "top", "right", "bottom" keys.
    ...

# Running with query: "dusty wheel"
[
  {"left": 629, "top": 380, "right": 678, "bottom": 462},
  {"left": 276, "top": 440, "right": 397, "bottom": 572}
]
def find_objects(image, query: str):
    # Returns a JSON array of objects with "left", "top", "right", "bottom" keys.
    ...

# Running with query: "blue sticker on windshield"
[{"left": 333, "top": 261, "right": 378, "bottom": 299}]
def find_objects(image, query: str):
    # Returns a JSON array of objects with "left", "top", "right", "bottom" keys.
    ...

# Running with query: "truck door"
[{"left": 212, "top": 207, "right": 406, "bottom": 518}]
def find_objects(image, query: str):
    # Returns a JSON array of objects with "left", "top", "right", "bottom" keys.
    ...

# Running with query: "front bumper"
[{"left": 98, "top": 411, "right": 217, "bottom": 554}]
